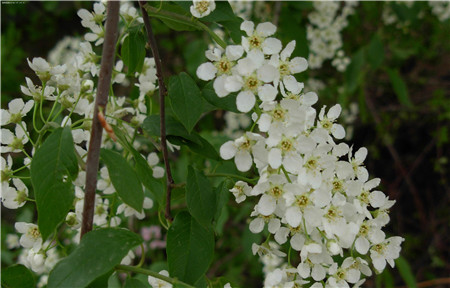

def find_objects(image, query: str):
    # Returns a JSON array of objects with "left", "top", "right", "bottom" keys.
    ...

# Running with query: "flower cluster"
[
  {"left": 307, "top": 2, "right": 357, "bottom": 72},
  {"left": 1, "top": 2, "right": 164, "bottom": 285},
  {"left": 198, "top": 20, "right": 403, "bottom": 287}
]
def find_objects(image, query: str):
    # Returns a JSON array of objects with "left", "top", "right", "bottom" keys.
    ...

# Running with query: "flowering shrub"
[{"left": 2, "top": 1, "right": 449, "bottom": 288}]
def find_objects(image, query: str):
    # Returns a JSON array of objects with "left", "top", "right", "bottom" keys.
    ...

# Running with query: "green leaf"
[
  {"left": 48, "top": 228, "right": 142, "bottom": 288},
  {"left": 113, "top": 126, "right": 165, "bottom": 208},
  {"left": 186, "top": 166, "right": 216, "bottom": 227},
  {"left": 345, "top": 49, "right": 366, "bottom": 94},
  {"left": 31, "top": 127, "right": 78, "bottom": 240},
  {"left": 167, "top": 212, "right": 215, "bottom": 285},
  {"left": 1, "top": 264, "right": 35, "bottom": 288},
  {"left": 143, "top": 115, "right": 201, "bottom": 145},
  {"left": 121, "top": 27, "right": 146, "bottom": 75},
  {"left": 387, "top": 69, "right": 412, "bottom": 107},
  {"left": 201, "top": 1, "right": 237, "bottom": 22},
  {"left": 159, "top": 2, "right": 199, "bottom": 32},
  {"left": 184, "top": 40, "right": 208, "bottom": 77},
  {"left": 142, "top": 115, "right": 219, "bottom": 160},
  {"left": 214, "top": 179, "right": 232, "bottom": 222},
  {"left": 395, "top": 256, "right": 417, "bottom": 288},
  {"left": 87, "top": 271, "right": 113, "bottom": 288},
  {"left": 100, "top": 149, "right": 143, "bottom": 211},
  {"left": 124, "top": 278, "right": 148, "bottom": 288},
  {"left": 202, "top": 82, "right": 239, "bottom": 113},
  {"left": 219, "top": 19, "right": 244, "bottom": 44},
  {"left": 367, "top": 33, "right": 384, "bottom": 69},
  {"left": 169, "top": 72, "right": 204, "bottom": 133}
]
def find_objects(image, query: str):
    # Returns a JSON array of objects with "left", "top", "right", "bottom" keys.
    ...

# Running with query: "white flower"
[
  {"left": 229, "top": 181, "right": 252, "bottom": 203},
  {"left": 97, "top": 167, "right": 116, "bottom": 195},
  {"left": 117, "top": 197, "right": 153, "bottom": 220},
  {"left": 77, "top": 2, "right": 106, "bottom": 28},
  {"left": 15, "top": 222, "right": 42, "bottom": 250},
  {"left": 20, "top": 77, "right": 56, "bottom": 101},
  {"left": 1, "top": 178, "right": 28, "bottom": 209},
  {"left": 1, "top": 98, "right": 34, "bottom": 126},
  {"left": 84, "top": 24, "right": 104, "bottom": 46},
  {"left": 190, "top": 0, "right": 216, "bottom": 18},
  {"left": 241, "top": 21, "right": 282, "bottom": 55},
  {"left": 1, "top": 123, "right": 29, "bottom": 153},
  {"left": 220, "top": 132, "right": 264, "bottom": 172},
  {"left": 147, "top": 152, "right": 165, "bottom": 179},
  {"left": 148, "top": 270, "right": 172, "bottom": 288},
  {"left": 370, "top": 236, "right": 404, "bottom": 272},
  {"left": 6, "top": 234, "right": 20, "bottom": 249}
]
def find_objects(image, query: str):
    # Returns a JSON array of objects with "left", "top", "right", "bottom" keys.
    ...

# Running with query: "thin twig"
[
  {"left": 365, "top": 90, "right": 428, "bottom": 228},
  {"left": 139, "top": 1, "right": 174, "bottom": 222},
  {"left": 81, "top": 1, "right": 120, "bottom": 238},
  {"left": 272, "top": 1, "right": 282, "bottom": 26},
  {"left": 396, "top": 277, "right": 450, "bottom": 288}
]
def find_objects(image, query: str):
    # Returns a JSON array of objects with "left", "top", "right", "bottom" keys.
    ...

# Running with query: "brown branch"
[
  {"left": 365, "top": 91, "right": 428, "bottom": 228},
  {"left": 396, "top": 277, "right": 450, "bottom": 288},
  {"left": 80, "top": 1, "right": 120, "bottom": 238},
  {"left": 139, "top": 1, "right": 174, "bottom": 222}
]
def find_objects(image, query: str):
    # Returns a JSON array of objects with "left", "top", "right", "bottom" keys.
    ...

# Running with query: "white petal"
[
  {"left": 281, "top": 40, "right": 296, "bottom": 61},
  {"left": 240, "top": 20, "right": 254, "bottom": 36},
  {"left": 220, "top": 141, "right": 237, "bottom": 160},
  {"left": 290, "top": 233, "right": 305, "bottom": 251},
  {"left": 237, "top": 57, "right": 256, "bottom": 76},
  {"left": 249, "top": 218, "right": 264, "bottom": 233},
  {"left": 302, "top": 92, "right": 318, "bottom": 106},
  {"left": 268, "top": 218, "right": 281, "bottom": 234},
  {"left": 257, "top": 194, "right": 276, "bottom": 216},
  {"left": 289, "top": 57, "right": 308, "bottom": 74},
  {"left": 234, "top": 150, "right": 252, "bottom": 172},
  {"left": 152, "top": 167, "right": 165, "bottom": 179},
  {"left": 285, "top": 206, "right": 302, "bottom": 227},
  {"left": 369, "top": 191, "right": 387, "bottom": 208},
  {"left": 257, "top": 64, "right": 278, "bottom": 83},
  {"left": 355, "top": 237, "right": 370, "bottom": 254},
  {"left": 196, "top": 62, "right": 217, "bottom": 81},
  {"left": 311, "top": 264, "right": 326, "bottom": 281},
  {"left": 258, "top": 113, "right": 272, "bottom": 132},
  {"left": 8, "top": 99, "right": 24, "bottom": 114},
  {"left": 257, "top": 84, "right": 277, "bottom": 102},
  {"left": 225, "top": 45, "right": 244, "bottom": 61},
  {"left": 331, "top": 124, "right": 346, "bottom": 139},
  {"left": 283, "top": 75, "right": 302, "bottom": 94},
  {"left": 262, "top": 38, "right": 282, "bottom": 55},
  {"left": 355, "top": 147, "right": 368, "bottom": 163},
  {"left": 328, "top": 104, "right": 342, "bottom": 119},
  {"left": 256, "top": 22, "right": 277, "bottom": 37},
  {"left": 268, "top": 148, "right": 282, "bottom": 169},
  {"left": 236, "top": 91, "right": 255, "bottom": 113},
  {"left": 224, "top": 75, "right": 243, "bottom": 92},
  {"left": 213, "top": 75, "right": 230, "bottom": 97}
]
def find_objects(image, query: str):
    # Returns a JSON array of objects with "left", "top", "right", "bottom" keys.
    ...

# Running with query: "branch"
[
  {"left": 80, "top": 1, "right": 120, "bottom": 238},
  {"left": 396, "top": 277, "right": 450, "bottom": 288},
  {"left": 139, "top": 1, "right": 174, "bottom": 222}
]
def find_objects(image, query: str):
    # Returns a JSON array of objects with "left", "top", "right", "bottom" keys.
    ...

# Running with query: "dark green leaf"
[
  {"left": 184, "top": 40, "right": 208, "bottom": 77},
  {"left": 387, "top": 69, "right": 412, "bottom": 107},
  {"left": 124, "top": 278, "right": 148, "bottom": 288},
  {"left": 167, "top": 212, "right": 214, "bottom": 285},
  {"left": 214, "top": 179, "right": 232, "bottom": 222},
  {"left": 367, "top": 33, "right": 384, "bottom": 69},
  {"left": 48, "top": 228, "right": 142, "bottom": 288},
  {"left": 143, "top": 115, "right": 202, "bottom": 145},
  {"left": 121, "top": 27, "right": 146, "bottom": 75},
  {"left": 395, "top": 256, "right": 417, "bottom": 288},
  {"left": 202, "top": 82, "right": 239, "bottom": 113},
  {"left": 87, "top": 271, "right": 113, "bottom": 288},
  {"left": 143, "top": 115, "right": 219, "bottom": 160},
  {"left": 186, "top": 166, "right": 216, "bottom": 227},
  {"left": 31, "top": 127, "right": 78, "bottom": 240},
  {"left": 345, "top": 49, "right": 366, "bottom": 94},
  {"left": 169, "top": 72, "right": 204, "bottom": 133},
  {"left": 100, "top": 149, "right": 143, "bottom": 211},
  {"left": 113, "top": 126, "right": 165, "bottom": 208},
  {"left": 159, "top": 2, "right": 198, "bottom": 31},
  {"left": 219, "top": 19, "right": 244, "bottom": 44},
  {"left": 1, "top": 264, "right": 35, "bottom": 288},
  {"left": 201, "top": 1, "right": 237, "bottom": 22}
]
